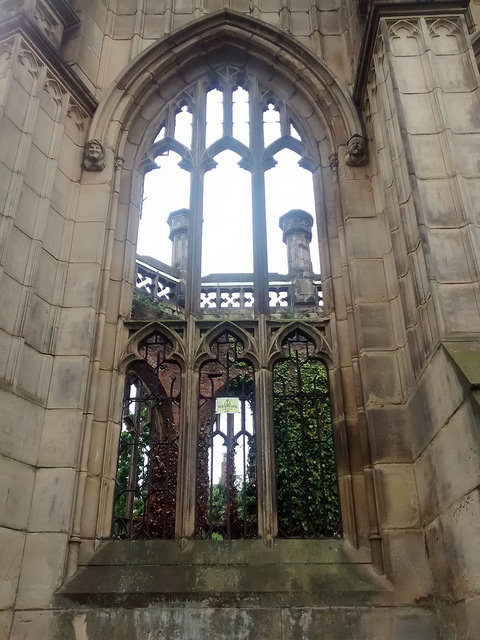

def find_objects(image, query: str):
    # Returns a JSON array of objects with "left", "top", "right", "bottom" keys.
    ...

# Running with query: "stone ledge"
[
  {"left": 443, "top": 339, "right": 480, "bottom": 388},
  {"left": 59, "top": 539, "right": 395, "bottom": 609},
  {"left": 78, "top": 538, "right": 369, "bottom": 566}
]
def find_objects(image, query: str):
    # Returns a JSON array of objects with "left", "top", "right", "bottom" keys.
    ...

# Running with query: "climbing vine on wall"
[{"left": 273, "top": 331, "right": 341, "bottom": 538}]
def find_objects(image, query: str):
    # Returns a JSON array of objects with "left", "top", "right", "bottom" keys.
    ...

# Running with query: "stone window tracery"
[
  {"left": 273, "top": 331, "right": 340, "bottom": 538},
  {"left": 196, "top": 331, "right": 257, "bottom": 540},
  {"left": 114, "top": 64, "right": 340, "bottom": 542},
  {"left": 135, "top": 64, "right": 321, "bottom": 314},
  {"left": 113, "top": 333, "right": 181, "bottom": 539}
]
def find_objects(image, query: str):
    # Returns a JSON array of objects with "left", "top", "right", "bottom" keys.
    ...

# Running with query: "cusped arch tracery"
[
  {"left": 119, "top": 321, "right": 186, "bottom": 372},
  {"left": 114, "top": 329, "right": 183, "bottom": 540},
  {"left": 88, "top": 10, "right": 363, "bottom": 164},
  {"left": 195, "top": 321, "right": 259, "bottom": 370},
  {"left": 268, "top": 321, "right": 332, "bottom": 369}
]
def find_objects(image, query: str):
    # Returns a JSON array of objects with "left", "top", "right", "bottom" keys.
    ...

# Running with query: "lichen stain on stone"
[{"left": 72, "top": 614, "right": 88, "bottom": 640}]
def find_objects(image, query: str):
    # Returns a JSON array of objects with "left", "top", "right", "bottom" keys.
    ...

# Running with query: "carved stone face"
[
  {"left": 86, "top": 139, "right": 104, "bottom": 161},
  {"left": 345, "top": 134, "right": 368, "bottom": 166},
  {"left": 348, "top": 135, "right": 364, "bottom": 158}
]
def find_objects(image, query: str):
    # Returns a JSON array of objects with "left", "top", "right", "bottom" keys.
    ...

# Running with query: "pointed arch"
[
  {"left": 195, "top": 320, "right": 259, "bottom": 369},
  {"left": 76, "top": 8, "right": 381, "bottom": 556},
  {"left": 88, "top": 10, "right": 363, "bottom": 162},
  {"left": 114, "top": 331, "right": 182, "bottom": 540},
  {"left": 268, "top": 321, "right": 332, "bottom": 369},
  {"left": 119, "top": 321, "right": 186, "bottom": 371}
]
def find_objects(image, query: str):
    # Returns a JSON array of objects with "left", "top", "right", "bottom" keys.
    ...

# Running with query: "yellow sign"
[{"left": 215, "top": 397, "right": 240, "bottom": 414}]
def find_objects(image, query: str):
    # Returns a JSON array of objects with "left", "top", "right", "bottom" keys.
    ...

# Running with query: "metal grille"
[
  {"left": 113, "top": 332, "right": 181, "bottom": 539},
  {"left": 196, "top": 331, "right": 257, "bottom": 539},
  {"left": 273, "top": 331, "right": 340, "bottom": 538}
]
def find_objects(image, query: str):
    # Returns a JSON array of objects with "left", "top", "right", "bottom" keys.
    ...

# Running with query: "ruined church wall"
[
  {"left": 65, "top": 0, "right": 358, "bottom": 96},
  {"left": 1, "top": 1, "right": 480, "bottom": 638},
  {"left": 0, "top": 30, "right": 96, "bottom": 636},
  {"left": 364, "top": 10, "right": 480, "bottom": 636}
]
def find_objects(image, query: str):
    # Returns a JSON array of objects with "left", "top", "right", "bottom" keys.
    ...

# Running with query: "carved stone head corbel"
[
  {"left": 83, "top": 138, "right": 105, "bottom": 171},
  {"left": 345, "top": 134, "right": 368, "bottom": 167}
]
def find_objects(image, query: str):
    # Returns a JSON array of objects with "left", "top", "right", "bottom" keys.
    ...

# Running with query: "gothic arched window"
[
  {"left": 273, "top": 331, "right": 340, "bottom": 538},
  {"left": 134, "top": 65, "right": 321, "bottom": 316},
  {"left": 113, "top": 333, "right": 181, "bottom": 539},
  {"left": 115, "top": 65, "right": 340, "bottom": 542},
  {"left": 196, "top": 331, "right": 256, "bottom": 540}
]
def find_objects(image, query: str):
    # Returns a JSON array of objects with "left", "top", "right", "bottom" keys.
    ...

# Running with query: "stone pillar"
[
  {"left": 355, "top": 3, "right": 480, "bottom": 627},
  {"left": 167, "top": 208, "right": 189, "bottom": 306},
  {"left": 167, "top": 208, "right": 189, "bottom": 276},
  {"left": 279, "top": 209, "right": 317, "bottom": 305}
]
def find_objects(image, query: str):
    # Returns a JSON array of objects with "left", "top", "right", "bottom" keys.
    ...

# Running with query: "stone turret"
[
  {"left": 167, "top": 208, "right": 189, "bottom": 276},
  {"left": 279, "top": 209, "right": 317, "bottom": 306},
  {"left": 167, "top": 208, "right": 189, "bottom": 305}
]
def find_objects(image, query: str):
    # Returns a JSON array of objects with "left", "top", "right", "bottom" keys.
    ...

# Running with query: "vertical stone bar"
[
  {"left": 256, "top": 316, "right": 277, "bottom": 539},
  {"left": 175, "top": 316, "right": 199, "bottom": 539},
  {"left": 249, "top": 77, "right": 270, "bottom": 315},
  {"left": 185, "top": 80, "right": 207, "bottom": 316}
]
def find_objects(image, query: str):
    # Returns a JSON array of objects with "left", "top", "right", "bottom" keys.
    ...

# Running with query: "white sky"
[{"left": 137, "top": 94, "right": 320, "bottom": 276}]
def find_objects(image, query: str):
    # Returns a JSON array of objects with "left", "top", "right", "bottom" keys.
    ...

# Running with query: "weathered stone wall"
[
  {"left": 0, "top": 30, "right": 94, "bottom": 636},
  {"left": 65, "top": 0, "right": 356, "bottom": 94},
  {"left": 412, "top": 347, "right": 480, "bottom": 638},
  {"left": 364, "top": 10, "right": 480, "bottom": 638},
  {"left": 1, "top": 0, "right": 480, "bottom": 638}
]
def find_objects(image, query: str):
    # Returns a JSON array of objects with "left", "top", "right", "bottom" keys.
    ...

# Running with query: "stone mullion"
[
  {"left": 185, "top": 80, "right": 206, "bottom": 316},
  {"left": 255, "top": 316, "right": 277, "bottom": 539},
  {"left": 249, "top": 78, "right": 269, "bottom": 315},
  {"left": 176, "top": 79, "right": 206, "bottom": 536},
  {"left": 223, "top": 84, "right": 233, "bottom": 138},
  {"left": 279, "top": 102, "right": 289, "bottom": 137},
  {"left": 175, "top": 317, "right": 199, "bottom": 539}
]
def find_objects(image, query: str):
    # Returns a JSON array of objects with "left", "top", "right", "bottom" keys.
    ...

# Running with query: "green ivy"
[
  {"left": 273, "top": 358, "right": 341, "bottom": 538},
  {"left": 131, "top": 288, "right": 183, "bottom": 320}
]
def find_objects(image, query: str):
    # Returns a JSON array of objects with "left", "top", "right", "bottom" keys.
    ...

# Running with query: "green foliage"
[
  {"left": 131, "top": 288, "right": 183, "bottom": 320},
  {"left": 209, "top": 481, "right": 227, "bottom": 530},
  {"left": 205, "top": 372, "right": 258, "bottom": 539},
  {"left": 114, "top": 350, "right": 340, "bottom": 540},
  {"left": 113, "top": 406, "right": 151, "bottom": 537},
  {"left": 273, "top": 358, "right": 340, "bottom": 538}
]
